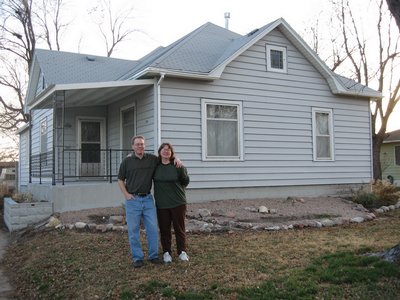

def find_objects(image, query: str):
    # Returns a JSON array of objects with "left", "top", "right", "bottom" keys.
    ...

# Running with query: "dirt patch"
[{"left": 58, "top": 196, "right": 367, "bottom": 226}]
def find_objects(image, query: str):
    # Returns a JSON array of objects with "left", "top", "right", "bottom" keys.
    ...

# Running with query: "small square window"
[{"left": 266, "top": 44, "right": 287, "bottom": 73}]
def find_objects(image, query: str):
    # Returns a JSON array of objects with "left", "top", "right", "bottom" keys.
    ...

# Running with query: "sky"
[{"left": 66, "top": 0, "right": 329, "bottom": 60}]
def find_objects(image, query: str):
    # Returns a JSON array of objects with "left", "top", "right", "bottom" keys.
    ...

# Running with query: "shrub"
[
  {"left": 12, "top": 193, "right": 34, "bottom": 203},
  {"left": 352, "top": 180, "right": 400, "bottom": 209}
]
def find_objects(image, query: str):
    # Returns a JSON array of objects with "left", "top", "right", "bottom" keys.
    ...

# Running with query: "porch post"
[
  {"left": 28, "top": 111, "right": 32, "bottom": 184},
  {"left": 52, "top": 90, "right": 66, "bottom": 185}
]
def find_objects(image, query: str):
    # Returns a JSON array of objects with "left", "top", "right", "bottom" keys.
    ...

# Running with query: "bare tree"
[
  {"left": 0, "top": 0, "right": 68, "bottom": 141},
  {"left": 89, "top": 0, "right": 139, "bottom": 57},
  {"left": 308, "top": 0, "right": 400, "bottom": 180}
]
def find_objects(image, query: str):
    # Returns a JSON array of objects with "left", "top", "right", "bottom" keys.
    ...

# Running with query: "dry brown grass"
[{"left": 2, "top": 210, "right": 400, "bottom": 299}]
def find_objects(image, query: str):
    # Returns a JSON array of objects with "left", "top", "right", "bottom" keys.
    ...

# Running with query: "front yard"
[{"left": 2, "top": 209, "right": 400, "bottom": 299}]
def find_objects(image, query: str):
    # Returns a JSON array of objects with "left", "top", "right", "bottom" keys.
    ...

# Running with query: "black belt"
[{"left": 134, "top": 193, "right": 150, "bottom": 197}]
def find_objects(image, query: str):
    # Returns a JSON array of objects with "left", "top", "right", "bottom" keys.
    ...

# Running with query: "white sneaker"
[
  {"left": 163, "top": 252, "right": 172, "bottom": 263},
  {"left": 179, "top": 251, "right": 189, "bottom": 261}
]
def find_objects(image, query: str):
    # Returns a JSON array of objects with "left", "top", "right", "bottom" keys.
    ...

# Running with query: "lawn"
[{"left": 2, "top": 210, "right": 400, "bottom": 299}]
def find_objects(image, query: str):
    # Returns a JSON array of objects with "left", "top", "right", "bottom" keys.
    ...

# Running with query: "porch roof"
[{"left": 29, "top": 79, "right": 155, "bottom": 109}]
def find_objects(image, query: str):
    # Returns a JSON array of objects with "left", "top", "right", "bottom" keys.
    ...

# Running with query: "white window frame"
[
  {"left": 395, "top": 145, "right": 400, "bottom": 166},
  {"left": 266, "top": 44, "right": 287, "bottom": 73},
  {"left": 201, "top": 99, "right": 243, "bottom": 161},
  {"left": 312, "top": 108, "right": 334, "bottom": 161},
  {"left": 40, "top": 118, "right": 47, "bottom": 154}
]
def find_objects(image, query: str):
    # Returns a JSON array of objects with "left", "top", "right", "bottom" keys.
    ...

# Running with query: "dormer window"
[{"left": 266, "top": 44, "right": 287, "bottom": 73}]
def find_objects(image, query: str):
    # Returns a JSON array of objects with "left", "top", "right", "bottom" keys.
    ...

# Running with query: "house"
[
  {"left": 381, "top": 129, "right": 400, "bottom": 184},
  {"left": 0, "top": 161, "right": 17, "bottom": 195},
  {"left": 18, "top": 18, "right": 382, "bottom": 212}
]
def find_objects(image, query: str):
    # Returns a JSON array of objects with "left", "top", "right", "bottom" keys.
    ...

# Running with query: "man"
[{"left": 118, "top": 135, "right": 181, "bottom": 268}]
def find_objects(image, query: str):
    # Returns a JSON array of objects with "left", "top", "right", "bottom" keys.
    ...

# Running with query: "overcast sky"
[{"left": 65, "top": 0, "right": 330, "bottom": 59}]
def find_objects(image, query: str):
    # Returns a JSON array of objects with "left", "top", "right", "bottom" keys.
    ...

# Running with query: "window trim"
[
  {"left": 201, "top": 99, "right": 243, "bottom": 161},
  {"left": 266, "top": 44, "right": 287, "bottom": 73},
  {"left": 312, "top": 108, "right": 335, "bottom": 161},
  {"left": 395, "top": 145, "right": 400, "bottom": 166},
  {"left": 40, "top": 118, "right": 47, "bottom": 154}
]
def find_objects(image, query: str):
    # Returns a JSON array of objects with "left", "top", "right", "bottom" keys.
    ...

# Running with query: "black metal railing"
[{"left": 30, "top": 149, "right": 145, "bottom": 184}]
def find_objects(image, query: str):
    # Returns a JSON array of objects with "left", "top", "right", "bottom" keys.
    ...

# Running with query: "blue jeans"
[{"left": 125, "top": 195, "right": 159, "bottom": 262}]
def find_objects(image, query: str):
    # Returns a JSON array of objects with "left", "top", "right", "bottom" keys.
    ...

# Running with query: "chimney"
[{"left": 224, "top": 12, "right": 230, "bottom": 29}]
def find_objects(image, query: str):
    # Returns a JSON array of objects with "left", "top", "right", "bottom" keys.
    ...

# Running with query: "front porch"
[{"left": 27, "top": 181, "right": 123, "bottom": 212}]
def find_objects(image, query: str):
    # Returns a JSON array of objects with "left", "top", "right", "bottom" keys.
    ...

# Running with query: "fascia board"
[{"left": 131, "top": 67, "right": 218, "bottom": 81}]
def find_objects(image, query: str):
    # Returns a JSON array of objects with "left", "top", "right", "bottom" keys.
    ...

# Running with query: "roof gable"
[{"left": 127, "top": 18, "right": 381, "bottom": 99}]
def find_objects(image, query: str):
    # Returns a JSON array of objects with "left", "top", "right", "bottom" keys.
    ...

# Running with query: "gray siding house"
[{"left": 19, "top": 18, "right": 381, "bottom": 212}]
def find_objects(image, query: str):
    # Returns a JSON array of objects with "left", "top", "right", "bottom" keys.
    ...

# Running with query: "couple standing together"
[{"left": 118, "top": 135, "right": 190, "bottom": 268}]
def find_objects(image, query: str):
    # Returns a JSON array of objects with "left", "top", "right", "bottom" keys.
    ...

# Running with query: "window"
[
  {"left": 395, "top": 146, "right": 400, "bottom": 166},
  {"left": 312, "top": 108, "right": 334, "bottom": 161},
  {"left": 266, "top": 44, "right": 287, "bottom": 73},
  {"left": 202, "top": 99, "right": 242, "bottom": 160},
  {"left": 40, "top": 119, "right": 48, "bottom": 154},
  {"left": 81, "top": 121, "right": 101, "bottom": 163},
  {"left": 36, "top": 70, "right": 46, "bottom": 94}
]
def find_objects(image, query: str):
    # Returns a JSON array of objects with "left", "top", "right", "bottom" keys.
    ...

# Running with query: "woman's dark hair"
[{"left": 158, "top": 142, "right": 175, "bottom": 163}]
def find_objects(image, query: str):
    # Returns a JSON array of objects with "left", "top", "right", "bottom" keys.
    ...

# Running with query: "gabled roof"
[
  {"left": 26, "top": 17, "right": 382, "bottom": 106},
  {"left": 123, "top": 18, "right": 381, "bottom": 99},
  {"left": 383, "top": 129, "right": 400, "bottom": 143}
]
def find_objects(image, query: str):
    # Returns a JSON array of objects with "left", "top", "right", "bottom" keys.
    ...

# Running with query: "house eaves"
[
  {"left": 28, "top": 79, "right": 155, "bottom": 110},
  {"left": 383, "top": 129, "right": 400, "bottom": 143}
]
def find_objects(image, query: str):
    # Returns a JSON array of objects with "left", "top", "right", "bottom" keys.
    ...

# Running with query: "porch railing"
[{"left": 30, "top": 149, "right": 144, "bottom": 185}]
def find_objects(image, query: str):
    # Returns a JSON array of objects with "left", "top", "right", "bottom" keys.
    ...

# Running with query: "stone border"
[{"left": 41, "top": 201, "right": 400, "bottom": 234}]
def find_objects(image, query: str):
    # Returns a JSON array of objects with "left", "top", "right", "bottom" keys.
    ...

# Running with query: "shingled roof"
[
  {"left": 384, "top": 129, "right": 400, "bottom": 143},
  {"left": 34, "top": 49, "right": 138, "bottom": 85},
  {"left": 29, "top": 18, "right": 381, "bottom": 101}
]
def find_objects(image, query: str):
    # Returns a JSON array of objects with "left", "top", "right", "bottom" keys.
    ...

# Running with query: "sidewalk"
[{"left": 0, "top": 228, "right": 14, "bottom": 299}]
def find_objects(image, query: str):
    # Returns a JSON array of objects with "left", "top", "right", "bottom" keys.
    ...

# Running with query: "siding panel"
[{"left": 159, "top": 27, "right": 372, "bottom": 189}]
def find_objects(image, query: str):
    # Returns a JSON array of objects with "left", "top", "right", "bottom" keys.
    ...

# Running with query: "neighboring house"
[
  {"left": 0, "top": 161, "right": 17, "bottom": 195},
  {"left": 381, "top": 129, "right": 400, "bottom": 184},
  {"left": 19, "top": 18, "right": 382, "bottom": 212}
]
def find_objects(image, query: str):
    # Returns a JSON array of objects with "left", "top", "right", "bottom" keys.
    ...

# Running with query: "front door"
[{"left": 78, "top": 119, "right": 105, "bottom": 177}]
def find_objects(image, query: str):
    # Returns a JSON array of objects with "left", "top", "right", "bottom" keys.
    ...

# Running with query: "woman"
[{"left": 153, "top": 142, "right": 190, "bottom": 263}]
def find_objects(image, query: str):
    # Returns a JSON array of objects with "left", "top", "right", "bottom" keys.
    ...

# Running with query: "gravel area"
[{"left": 58, "top": 196, "right": 368, "bottom": 225}]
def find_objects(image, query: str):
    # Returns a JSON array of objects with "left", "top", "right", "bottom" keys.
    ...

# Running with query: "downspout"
[
  {"left": 156, "top": 73, "right": 165, "bottom": 150},
  {"left": 369, "top": 98, "right": 376, "bottom": 192}
]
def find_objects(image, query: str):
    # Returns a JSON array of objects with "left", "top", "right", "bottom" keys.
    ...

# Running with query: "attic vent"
[
  {"left": 247, "top": 28, "right": 259, "bottom": 36},
  {"left": 86, "top": 55, "right": 95, "bottom": 61}
]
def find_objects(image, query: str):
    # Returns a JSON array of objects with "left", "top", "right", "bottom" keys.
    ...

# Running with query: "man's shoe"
[
  {"left": 163, "top": 252, "right": 172, "bottom": 263},
  {"left": 179, "top": 251, "right": 189, "bottom": 261},
  {"left": 150, "top": 258, "right": 162, "bottom": 264},
  {"left": 133, "top": 260, "right": 144, "bottom": 268}
]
